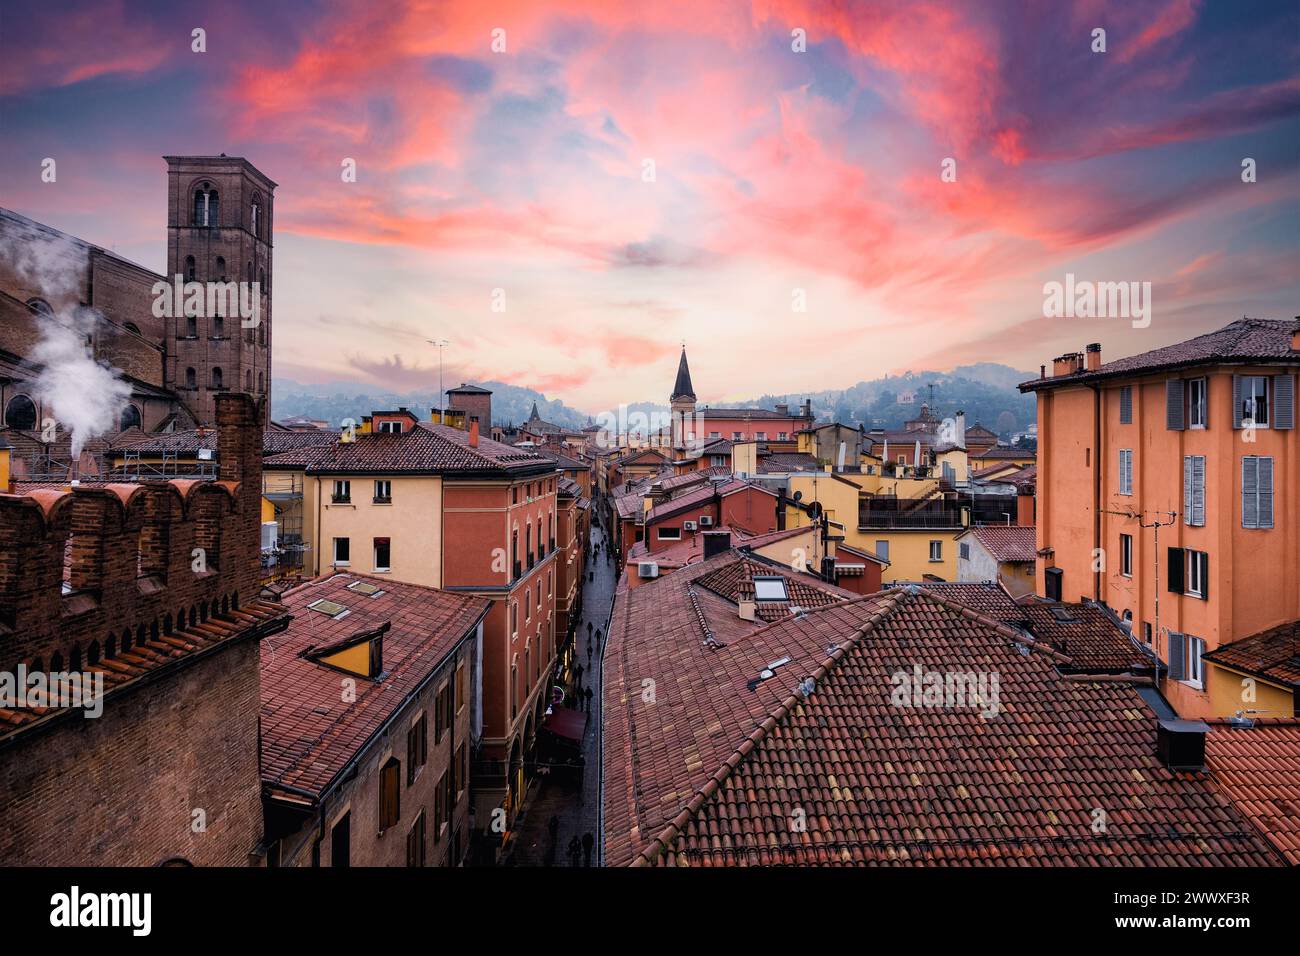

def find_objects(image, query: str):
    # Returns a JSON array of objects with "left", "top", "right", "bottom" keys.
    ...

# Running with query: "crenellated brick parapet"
[{"left": 0, "top": 393, "right": 267, "bottom": 678}]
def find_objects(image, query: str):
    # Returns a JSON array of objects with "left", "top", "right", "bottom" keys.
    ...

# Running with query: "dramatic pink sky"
[{"left": 1, "top": 0, "right": 1297, "bottom": 412}]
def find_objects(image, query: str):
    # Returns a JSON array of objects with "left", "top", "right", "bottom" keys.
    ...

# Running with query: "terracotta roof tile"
[
  {"left": 260, "top": 573, "right": 489, "bottom": 799},
  {"left": 608, "top": 586, "right": 1279, "bottom": 867},
  {"left": 1204, "top": 718, "right": 1300, "bottom": 864},
  {"left": 1202, "top": 620, "right": 1300, "bottom": 687},
  {"left": 970, "top": 525, "right": 1038, "bottom": 563}
]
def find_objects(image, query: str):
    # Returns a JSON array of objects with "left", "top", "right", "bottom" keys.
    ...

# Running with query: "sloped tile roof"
[
  {"left": 602, "top": 551, "right": 858, "bottom": 865},
  {"left": 1202, "top": 620, "right": 1300, "bottom": 686},
  {"left": 263, "top": 422, "right": 557, "bottom": 475},
  {"left": 1203, "top": 718, "right": 1300, "bottom": 864},
  {"left": 261, "top": 573, "right": 489, "bottom": 799},
  {"left": 614, "top": 587, "right": 1280, "bottom": 867},
  {"left": 1022, "top": 318, "right": 1300, "bottom": 392},
  {"left": 970, "top": 525, "right": 1038, "bottom": 563}
]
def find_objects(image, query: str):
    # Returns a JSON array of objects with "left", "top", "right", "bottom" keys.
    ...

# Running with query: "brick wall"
[
  {"left": 0, "top": 393, "right": 274, "bottom": 865},
  {"left": 0, "top": 639, "right": 262, "bottom": 865}
]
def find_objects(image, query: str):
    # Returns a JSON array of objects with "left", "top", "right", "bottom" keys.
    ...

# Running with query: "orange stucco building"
[{"left": 1022, "top": 319, "right": 1300, "bottom": 717}]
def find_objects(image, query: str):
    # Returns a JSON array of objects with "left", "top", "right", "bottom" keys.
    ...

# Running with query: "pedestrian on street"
[
  {"left": 586, "top": 640, "right": 592, "bottom": 663},
  {"left": 587, "top": 621, "right": 593, "bottom": 639},
  {"left": 595, "top": 626, "right": 603, "bottom": 646},
  {"left": 582, "top": 832, "right": 594, "bottom": 867},
  {"left": 588, "top": 569, "right": 594, "bottom": 582},
  {"left": 567, "top": 835, "right": 582, "bottom": 867},
  {"left": 584, "top": 685, "right": 593, "bottom": 712}
]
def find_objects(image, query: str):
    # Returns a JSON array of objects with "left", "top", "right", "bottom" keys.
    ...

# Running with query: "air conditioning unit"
[
  {"left": 683, "top": 520, "right": 698, "bottom": 531},
  {"left": 698, "top": 515, "right": 714, "bottom": 527},
  {"left": 637, "top": 561, "right": 659, "bottom": 579}
]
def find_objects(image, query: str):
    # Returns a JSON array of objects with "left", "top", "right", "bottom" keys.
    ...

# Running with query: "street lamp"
[{"left": 427, "top": 339, "right": 449, "bottom": 424}]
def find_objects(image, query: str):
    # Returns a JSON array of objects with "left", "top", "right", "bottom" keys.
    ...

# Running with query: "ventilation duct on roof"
[{"left": 1156, "top": 719, "right": 1210, "bottom": 771}]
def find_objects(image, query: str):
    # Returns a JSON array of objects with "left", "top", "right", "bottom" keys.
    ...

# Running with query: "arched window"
[
  {"left": 251, "top": 196, "right": 262, "bottom": 237},
  {"left": 4, "top": 394, "right": 37, "bottom": 430},
  {"left": 257, "top": 372, "right": 264, "bottom": 393},
  {"left": 245, "top": 370, "right": 252, "bottom": 391},
  {"left": 185, "top": 255, "right": 196, "bottom": 282},
  {"left": 119, "top": 404, "right": 142, "bottom": 431},
  {"left": 215, "top": 256, "right": 226, "bottom": 280},
  {"left": 212, "top": 314, "right": 224, "bottom": 337},
  {"left": 194, "top": 184, "right": 219, "bottom": 227},
  {"left": 185, "top": 367, "right": 196, "bottom": 388},
  {"left": 259, "top": 268, "right": 266, "bottom": 293},
  {"left": 212, "top": 367, "right": 223, "bottom": 389}
]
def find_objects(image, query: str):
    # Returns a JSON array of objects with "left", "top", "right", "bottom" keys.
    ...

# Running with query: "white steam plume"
[{"left": 1, "top": 228, "right": 133, "bottom": 457}]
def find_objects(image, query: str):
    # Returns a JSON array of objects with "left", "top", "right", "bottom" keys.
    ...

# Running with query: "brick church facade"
[{"left": 0, "top": 155, "right": 275, "bottom": 477}]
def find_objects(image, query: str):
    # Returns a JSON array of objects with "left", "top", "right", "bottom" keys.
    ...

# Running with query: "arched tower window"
[
  {"left": 185, "top": 367, "right": 196, "bottom": 388},
  {"left": 4, "top": 395, "right": 37, "bottom": 430},
  {"left": 245, "top": 370, "right": 252, "bottom": 391},
  {"left": 119, "top": 404, "right": 142, "bottom": 431},
  {"left": 251, "top": 195, "right": 262, "bottom": 238},
  {"left": 216, "top": 256, "right": 226, "bottom": 280},
  {"left": 212, "top": 367, "right": 224, "bottom": 389},
  {"left": 193, "top": 184, "right": 219, "bottom": 227},
  {"left": 185, "top": 255, "right": 196, "bottom": 282}
]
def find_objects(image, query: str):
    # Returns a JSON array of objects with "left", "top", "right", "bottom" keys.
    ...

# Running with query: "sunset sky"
[{"left": 1, "top": 0, "right": 1297, "bottom": 414}]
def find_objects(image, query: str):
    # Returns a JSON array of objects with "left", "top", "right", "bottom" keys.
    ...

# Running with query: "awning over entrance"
[{"left": 541, "top": 706, "right": 586, "bottom": 742}]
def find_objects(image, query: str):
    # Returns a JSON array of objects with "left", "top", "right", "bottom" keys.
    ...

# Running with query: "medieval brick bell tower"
[{"left": 164, "top": 155, "right": 276, "bottom": 426}]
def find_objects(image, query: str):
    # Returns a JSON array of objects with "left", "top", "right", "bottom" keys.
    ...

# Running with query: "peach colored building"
[{"left": 1022, "top": 319, "right": 1300, "bottom": 718}]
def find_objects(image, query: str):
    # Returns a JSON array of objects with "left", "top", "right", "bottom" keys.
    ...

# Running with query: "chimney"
[
  {"left": 1017, "top": 489, "right": 1035, "bottom": 526},
  {"left": 702, "top": 530, "right": 731, "bottom": 559},
  {"left": 469, "top": 419, "right": 479, "bottom": 448},
  {"left": 1052, "top": 354, "right": 1077, "bottom": 377},
  {"left": 1085, "top": 342, "right": 1102, "bottom": 371},
  {"left": 1040, "top": 364, "right": 1046, "bottom": 379},
  {"left": 954, "top": 410, "right": 966, "bottom": 448},
  {"left": 1156, "top": 719, "right": 1210, "bottom": 770}
]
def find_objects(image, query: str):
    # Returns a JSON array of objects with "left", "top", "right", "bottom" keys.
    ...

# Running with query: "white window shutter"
[
  {"left": 1193, "top": 456, "right": 1205, "bottom": 526},
  {"left": 1275, "top": 374, "right": 1295, "bottom": 429},
  {"left": 1242, "top": 457, "right": 1258, "bottom": 528},
  {"left": 1184, "top": 456, "right": 1193, "bottom": 523},
  {"left": 1259, "top": 457, "right": 1274, "bottom": 529}
]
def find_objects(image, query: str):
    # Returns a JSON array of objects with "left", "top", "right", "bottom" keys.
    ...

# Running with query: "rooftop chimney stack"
[
  {"left": 1292, "top": 316, "right": 1299, "bottom": 352},
  {"left": 955, "top": 410, "right": 966, "bottom": 448},
  {"left": 1085, "top": 342, "right": 1102, "bottom": 371},
  {"left": 702, "top": 530, "right": 731, "bottom": 560},
  {"left": 1156, "top": 719, "right": 1210, "bottom": 771},
  {"left": 469, "top": 419, "right": 479, "bottom": 448}
]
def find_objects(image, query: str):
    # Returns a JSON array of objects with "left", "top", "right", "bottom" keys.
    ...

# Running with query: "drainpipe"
[{"left": 1090, "top": 384, "right": 1102, "bottom": 601}]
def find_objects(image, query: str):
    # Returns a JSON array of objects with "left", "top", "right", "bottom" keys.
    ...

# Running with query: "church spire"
[{"left": 671, "top": 347, "right": 695, "bottom": 402}]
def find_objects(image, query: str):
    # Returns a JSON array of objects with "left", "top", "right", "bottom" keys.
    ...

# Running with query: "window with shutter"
[
  {"left": 1166, "top": 379, "right": 1185, "bottom": 430},
  {"left": 1183, "top": 456, "right": 1205, "bottom": 526},
  {"left": 1167, "top": 547, "right": 1184, "bottom": 594},
  {"left": 1119, "top": 449, "right": 1133, "bottom": 495},
  {"left": 1119, "top": 386, "right": 1132, "bottom": 424},
  {"left": 1242, "top": 456, "right": 1274, "bottom": 528},
  {"left": 379, "top": 757, "right": 401, "bottom": 830},
  {"left": 1232, "top": 375, "right": 1244, "bottom": 429},
  {"left": 1167, "top": 632, "right": 1186, "bottom": 681},
  {"left": 1276, "top": 374, "right": 1295, "bottom": 429}
]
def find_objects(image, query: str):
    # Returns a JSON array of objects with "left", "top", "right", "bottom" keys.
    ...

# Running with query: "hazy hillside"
[
  {"left": 271, "top": 379, "right": 592, "bottom": 430},
  {"left": 271, "top": 362, "right": 1037, "bottom": 439}
]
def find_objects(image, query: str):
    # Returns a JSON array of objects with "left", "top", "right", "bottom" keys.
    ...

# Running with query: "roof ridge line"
[
  {"left": 907, "top": 587, "right": 1073, "bottom": 664},
  {"left": 633, "top": 592, "right": 905, "bottom": 867}
]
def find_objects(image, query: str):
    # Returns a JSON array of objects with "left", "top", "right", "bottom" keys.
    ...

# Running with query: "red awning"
[{"left": 542, "top": 707, "right": 587, "bottom": 742}]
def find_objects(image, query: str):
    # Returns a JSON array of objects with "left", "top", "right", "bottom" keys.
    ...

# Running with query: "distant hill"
[
  {"left": 271, "top": 361, "right": 1037, "bottom": 440},
  {"left": 271, "top": 379, "right": 591, "bottom": 430}
]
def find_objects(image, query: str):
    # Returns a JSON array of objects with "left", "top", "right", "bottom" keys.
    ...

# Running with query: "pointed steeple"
[
  {"left": 529, "top": 401, "right": 541, "bottom": 421},
  {"left": 671, "top": 347, "right": 695, "bottom": 402}
]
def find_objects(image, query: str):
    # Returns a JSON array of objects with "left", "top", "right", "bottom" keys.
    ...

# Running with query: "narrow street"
[{"left": 506, "top": 511, "right": 617, "bottom": 866}]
